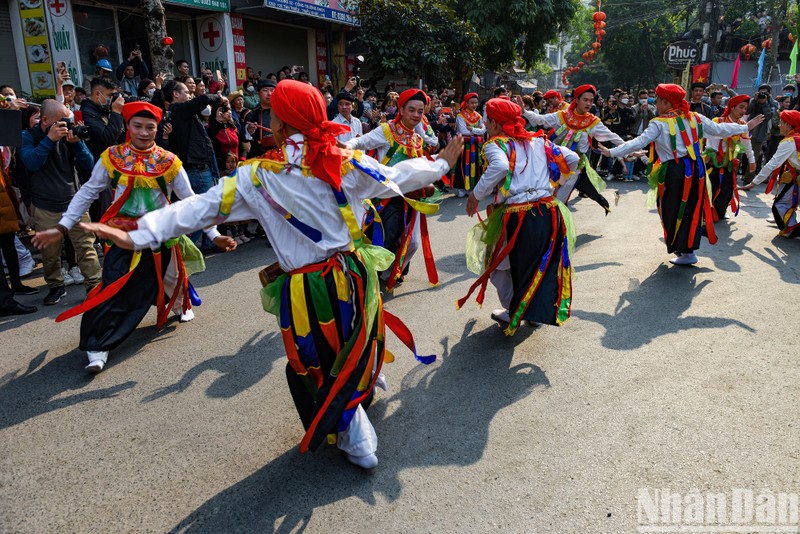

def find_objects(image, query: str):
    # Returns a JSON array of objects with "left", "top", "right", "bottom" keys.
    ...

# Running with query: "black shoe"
[
  {"left": 0, "top": 300, "right": 38, "bottom": 316},
  {"left": 43, "top": 286, "right": 67, "bottom": 305},
  {"left": 12, "top": 284, "right": 39, "bottom": 296}
]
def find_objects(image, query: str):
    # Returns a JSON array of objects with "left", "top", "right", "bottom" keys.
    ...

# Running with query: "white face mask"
[
  {"left": 147, "top": 88, "right": 156, "bottom": 98},
  {"left": 639, "top": 99, "right": 648, "bottom": 106},
  {"left": 201, "top": 105, "right": 212, "bottom": 117},
  {"left": 620, "top": 98, "right": 629, "bottom": 105}
]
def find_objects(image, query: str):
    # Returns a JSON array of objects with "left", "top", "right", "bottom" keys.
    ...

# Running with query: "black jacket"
[
  {"left": 80, "top": 98, "right": 125, "bottom": 159},
  {"left": 168, "top": 94, "right": 221, "bottom": 168}
]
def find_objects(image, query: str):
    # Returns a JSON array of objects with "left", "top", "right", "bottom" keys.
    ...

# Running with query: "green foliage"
[
  {"left": 564, "top": 0, "right": 685, "bottom": 91},
  {"left": 456, "top": 0, "right": 580, "bottom": 70},
  {"left": 356, "top": 0, "right": 482, "bottom": 86}
]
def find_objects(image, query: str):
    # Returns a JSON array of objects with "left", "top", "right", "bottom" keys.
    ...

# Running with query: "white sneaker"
[
  {"left": 767, "top": 217, "right": 775, "bottom": 223},
  {"left": 85, "top": 350, "right": 109, "bottom": 373},
  {"left": 61, "top": 267, "right": 75, "bottom": 287},
  {"left": 238, "top": 234, "right": 251, "bottom": 244},
  {"left": 179, "top": 309, "right": 195, "bottom": 322},
  {"left": 456, "top": 189, "right": 467, "bottom": 198},
  {"left": 68, "top": 266, "right": 84, "bottom": 284},
  {"left": 669, "top": 252, "right": 698, "bottom": 265},
  {"left": 234, "top": 236, "right": 244, "bottom": 246},
  {"left": 490, "top": 308, "right": 510, "bottom": 326},
  {"left": 346, "top": 452, "right": 378, "bottom": 469}
]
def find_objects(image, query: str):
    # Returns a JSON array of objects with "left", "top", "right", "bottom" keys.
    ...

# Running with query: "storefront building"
[{"left": 7, "top": 0, "right": 359, "bottom": 99}]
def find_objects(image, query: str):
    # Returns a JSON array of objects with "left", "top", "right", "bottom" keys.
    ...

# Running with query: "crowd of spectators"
[{"left": 3, "top": 47, "right": 800, "bottom": 315}]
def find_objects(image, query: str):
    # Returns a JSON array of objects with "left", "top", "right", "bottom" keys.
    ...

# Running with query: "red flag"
[
  {"left": 731, "top": 55, "right": 741, "bottom": 88},
  {"left": 692, "top": 63, "right": 711, "bottom": 84}
]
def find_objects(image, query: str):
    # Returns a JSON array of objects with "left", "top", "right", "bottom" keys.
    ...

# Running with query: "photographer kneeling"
[{"left": 20, "top": 100, "right": 101, "bottom": 305}]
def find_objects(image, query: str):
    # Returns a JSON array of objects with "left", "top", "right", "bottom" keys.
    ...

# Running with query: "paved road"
[{"left": 1, "top": 182, "right": 798, "bottom": 533}]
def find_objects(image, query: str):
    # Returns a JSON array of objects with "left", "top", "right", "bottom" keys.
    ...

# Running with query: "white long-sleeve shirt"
[
  {"left": 344, "top": 122, "right": 423, "bottom": 163},
  {"left": 473, "top": 137, "right": 580, "bottom": 204},
  {"left": 59, "top": 152, "right": 220, "bottom": 241},
  {"left": 129, "top": 133, "right": 450, "bottom": 271},
  {"left": 416, "top": 121, "right": 439, "bottom": 148},
  {"left": 456, "top": 114, "right": 486, "bottom": 136},
  {"left": 704, "top": 117, "right": 755, "bottom": 165},
  {"left": 752, "top": 136, "right": 800, "bottom": 185},
  {"left": 333, "top": 113, "right": 363, "bottom": 143},
  {"left": 522, "top": 110, "right": 624, "bottom": 155},
  {"left": 609, "top": 113, "right": 748, "bottom": 161}
]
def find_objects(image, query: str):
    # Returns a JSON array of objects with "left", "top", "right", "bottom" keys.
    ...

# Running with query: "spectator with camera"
[
  {"left": 245, "top": 79, "right": 276, "bottom": 158},
  {"left": 744, "top": 85, "right": 777, "bottom": 185},
  {"left": 116, "top": 48, "right": 150, "bottom": 97},
  {"left": 19, "top": 100, "right": 101, "bottom": 305},
  {"left": 82, "top": 77, "right": 126, "bottom": 158},
  {"left": 163, "top": 79, "right": 225, "bottom": 249}
]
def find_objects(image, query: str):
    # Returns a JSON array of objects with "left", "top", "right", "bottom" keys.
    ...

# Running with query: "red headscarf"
[
  {"left": 780, "top": 110, "right": 800, "bottom": 130},
  {"left": 122, "top": 101, "right": 163, "bottom": 124},
  {"left": 270, "top": 80, "right": 351, "bottom": 190},
  {"left": 485, "top": 98, "right": 535, "bottom": 140},
  {"left": 722, "top": 94, "right": 750, "bottom": 119},
  {"left": 542, "top": 90, "right": 562, "bottom": 101},
  {"left": 461, "top": 92, "right": 479, "bottom": 112},
  {"left": 655, "top": 83, "right": 690, "bottom": 115},
  {"left": 393, "top": 89, "right": 429, "bottom": 126},
  {"left": 567, "top": 84, "right": 596, "bottom": 112}
]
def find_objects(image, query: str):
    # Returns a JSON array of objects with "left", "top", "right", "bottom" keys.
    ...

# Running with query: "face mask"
[
  {"left": 66, "top": 110, "right": 74, "bottom": 122},
  {"left": 620, "top": 98, "right": 629, "bottom": 105},
  {"left": 246, "top": 86, "right": 255, "bottom": 93},
  {"left": 146, "top": 88, "right": 156, "bottom": 98},
  {"left": 648, "top": 97, "right": 655, "bottom": 104},
  {"left": 385, "top": 106, "right": 396, "bottom": 114},
  {"left": 784, "top": 92, "right": 793, "bottom": 98},
  {"left": 639, "top": 99, "right": 648, "bottom": 106},
  {"left": 201, "top": 105, "right": 212, "bottom": 117}
]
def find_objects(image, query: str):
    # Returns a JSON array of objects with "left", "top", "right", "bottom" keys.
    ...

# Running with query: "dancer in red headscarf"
[
  {"left": 542, "top": 90, "right": 568, "bottom": 112},
  {"left": 452, "top": 92, "right": 487, "bottom": 197},
  {"left": 703, "top": 94, "right": 755, "bottom": 221},
  {"left": 457, "top": 98, "right": 580, "bottom": 335},
  {"left": 32, "top": 102, "right": 235, "bottom": 373},
  {"left": 742, "top": 109, "right": 800, "bottom": 237},
  {"left": 600, "top": 84, "right": 763, "bottom": 265},
  {"left": 82, "top": 81, "right": 464, "bottom": 469},
  {"left": 344, "top": 88, "right": 441, "bottom": 292},
  {"left": 524, "top": 84, "right": 625, "bottom": 214}
]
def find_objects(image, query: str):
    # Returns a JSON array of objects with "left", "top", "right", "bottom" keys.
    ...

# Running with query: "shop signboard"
[
  {"left": 315, "top": 31, "right": 327, "bottom": 86},
  {"left": 664, "top": 40, "right": 699, "bottom": 70},
  {"left": 263, "top": 0, "right": 359, "bottom": 27},
  {"left": 166, "top": 0, "right": 230, "bottom": 12},
  {"left": 45, "top": 0, "right": 82, "bottom": 88},
  {"left": 17, "top": 0, "right": 56, "bottom": 97},
  {"left": 230, "top": 14, "right": 247, "bottom": 90},
  {"left": 196, "top": 13, "right": 236, "bottom": 89}
]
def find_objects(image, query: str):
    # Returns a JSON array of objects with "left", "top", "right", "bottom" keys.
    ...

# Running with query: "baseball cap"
[
  {"left": 257, "top": 79, "right": 277, "bottom": 90},
  {"left": 62, "top": 78, "right": 76, "bottom": 87},
  {"left": 96, "top": 59, "right": 113, "bottom": 71}
]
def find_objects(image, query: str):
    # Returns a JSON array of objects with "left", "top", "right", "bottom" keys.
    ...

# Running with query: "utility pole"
[
  {"left": 700, "top": 0, "right": 720, "bottom": 80},
  {"left": 140, "top": 0, "right": 174, "bottom": 78}
]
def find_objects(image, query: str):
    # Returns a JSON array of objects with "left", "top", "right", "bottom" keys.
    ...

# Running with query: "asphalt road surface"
[{"left": 1, "top": 182, "right": 798, "bottom": 533}]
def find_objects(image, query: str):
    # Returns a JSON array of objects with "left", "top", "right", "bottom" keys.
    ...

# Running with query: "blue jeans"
[{"left": 186, "top": 166, "right": 216, "bottom": 249}]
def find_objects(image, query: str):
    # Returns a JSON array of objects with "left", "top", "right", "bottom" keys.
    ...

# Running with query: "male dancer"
[
  {"left": 458, "top": 98, "right": 579, "bottom": 335},
  {"left": 32, "top": 102, "right": 234, "bottom": 373},
  {"left": 524, "top": 84, "right": 624, "bottom": 213},
  {"left": 742, "top": 109, "right": 800, "bottom": 238},
  {"left": 83, "top": 81, "right": 463, "bottom": 469},
  {"left": 600, "top": 84, "right": 763, "bottom": 264},
  {"left": 344, "top": 89, "right": 440, "bottom": 292},
  {"left": 543, "top": 90, "right": 569, "bottom": 112},
  {"left": 703, "top": 94, "right": 755, "bottom": 221},
  {"left": 454, "top": 92, "right": 486, "bottom": 197}
]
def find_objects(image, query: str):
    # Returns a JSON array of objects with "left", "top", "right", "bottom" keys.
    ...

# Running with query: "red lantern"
[
  {"left": 762, "top": 39, "right": 772, "bottom": 50},
  {"left": 583, "top": 51, "right": 591, "bottom": 60},
  {"left": 161, "top": 36, "right": 173, "bottom": 46},
  {"left": 592, "top": 11, "right": 606, "bottom": 22},
  {"left": 592, "top": 42, "right": 602, "bottom": 50},
  {"left": 740, "top": 43, "right": 756, "bottom": 60},
  {"left": 597, "top": 29, "right": 606, "bottom": 37},
  {"left": 578, "top": 61, "right": 585, "bottom": 68},
  {"left": 587, "top": 49, "right": 597, "bottom": 58},
  {"left": 594, "top": 21, "right": 606, "bottom": 29}
]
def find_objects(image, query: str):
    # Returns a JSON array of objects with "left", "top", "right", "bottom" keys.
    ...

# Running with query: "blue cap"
[{"left": 96, "top": 59, "right": 113, "bottom": 71}]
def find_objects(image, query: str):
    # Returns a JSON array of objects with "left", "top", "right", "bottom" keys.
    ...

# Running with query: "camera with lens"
[
  {"left": 757, "top": 92, "right": 768, "bottom": 99},
  {"left": 111, "top": 91, "right": 139, "bottom": 104},
  {"left": 63, "top": 117, "right": 90, "bottom": 140}
]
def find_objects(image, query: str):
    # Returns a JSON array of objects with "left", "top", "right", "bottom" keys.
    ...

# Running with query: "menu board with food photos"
[{"left": 18, "top": 0, "right": 55, "bottom": 97}]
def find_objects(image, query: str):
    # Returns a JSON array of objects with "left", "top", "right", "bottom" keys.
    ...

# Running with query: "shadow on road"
[
  {"left": 704, "top": 223, "right": 752, "bottom": 273},
  {"left": 169, "top": 319, "right": 550, "bottom": 533},
  {"left": 573, "top": 264, "right": 755, "bottom": 350},
  {"left": 143, "top": 332, "right": 281, "bottom": 402},
  {"left": 743, "top": 236, "right": 800, "bottom": 284}
]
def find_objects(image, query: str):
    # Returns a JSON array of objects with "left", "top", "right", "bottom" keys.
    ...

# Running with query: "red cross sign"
[
  {"left": 49, "top": 0, "right": 67, "bottom": 17},
  {"left": 201, "top": 19, "right": 222, "bottom": 52}
]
